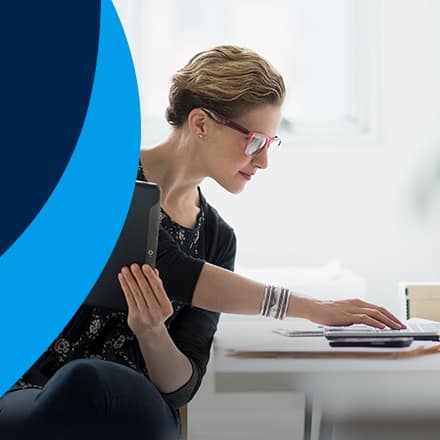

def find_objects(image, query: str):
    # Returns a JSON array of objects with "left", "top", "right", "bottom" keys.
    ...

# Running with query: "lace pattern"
[{"left": 11, "top": 163, "right": 204, "bottom": 392}]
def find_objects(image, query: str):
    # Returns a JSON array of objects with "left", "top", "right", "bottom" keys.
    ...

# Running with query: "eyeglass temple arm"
[{"left": 203, "top": 108, "right": 250, "bottom": 136}]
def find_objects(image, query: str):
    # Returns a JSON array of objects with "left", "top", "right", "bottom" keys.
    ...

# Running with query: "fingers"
[
  {"left": 118, "top": 271, "right": 137, "bottom": 312},
  {"left": 352, "top": 299, "right": 405, "bottom": 329},
  {"left": 119, "top": 264, "right": 173, "bottom": 319},
  {"left": 356, "top": 308, "right": 401, "bottom": 330},
  {"left": 368, "top": 304, "right": 405, "bottom": 329},
  {"left": 352, "top": 313, "right": 386, "bottom": 329},
  {"left": 131, "top": 264, "right": 173, "bottom": 318},
  {"left": 130, "top": 264, "right": 160, "bottom": 310},
  {"left": 142, "top": 265, "right": 174, "bottom": 317},
  {"left": 120, "top": 266, "right": 148, "bottom": 311}
]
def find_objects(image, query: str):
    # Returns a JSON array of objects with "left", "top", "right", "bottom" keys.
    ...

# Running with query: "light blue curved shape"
[{"left": 0, "top": 2, "right": 140, "bottom": 395}]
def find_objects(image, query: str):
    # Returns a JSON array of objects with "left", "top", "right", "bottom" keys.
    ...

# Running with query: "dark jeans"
[{"left": 0, "top": 359, "right": 181, "bottom": 440}]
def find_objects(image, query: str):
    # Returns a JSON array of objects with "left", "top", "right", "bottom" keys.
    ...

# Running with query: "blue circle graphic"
[{"left": 0, "top": 2, "right": 140, "bottom": 395}]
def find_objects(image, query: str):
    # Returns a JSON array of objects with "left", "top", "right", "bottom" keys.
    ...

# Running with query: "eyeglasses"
[{"left": 201, "top": 108, "right": 281, "bottom": 157}]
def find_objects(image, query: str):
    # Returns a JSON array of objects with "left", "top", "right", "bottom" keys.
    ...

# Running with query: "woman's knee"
[
  {"left": 32, "top": 358, "right": 112, "bottom": 417},
  {"left": 47, "top": 359, "right": 105, "bottom": 394}
]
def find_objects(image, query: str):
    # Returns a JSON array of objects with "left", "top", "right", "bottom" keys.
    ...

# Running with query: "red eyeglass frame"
[{"left": 201, "top": 108, "right": 281, "bottom": 156}]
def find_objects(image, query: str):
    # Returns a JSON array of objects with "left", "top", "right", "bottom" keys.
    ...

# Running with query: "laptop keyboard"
[
  {"left": 406, "top": 321, "right": 440, "bottom": 332},
  {"left": 325, "top": 320, "right": 440, "bottom": 335}
]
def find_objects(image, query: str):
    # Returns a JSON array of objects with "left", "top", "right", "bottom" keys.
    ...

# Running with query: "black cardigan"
[
  {"left": 147, "top": 169, "right": 237, "bottom": 407},
  {"left": 10, "top": 176, "right": 236, "bottom": 410}
]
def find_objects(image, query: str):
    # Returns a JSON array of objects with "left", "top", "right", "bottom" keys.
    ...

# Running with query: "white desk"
[{"left": 213, "top": 316, "right": 440, "bottom": 440}]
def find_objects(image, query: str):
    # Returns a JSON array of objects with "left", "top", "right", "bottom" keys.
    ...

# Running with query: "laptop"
[
  {"left": 324, "top": 318, "right": 440, "bottom": 341},
  {"left": 84, "top": 180, "right": 161, "bottom": 312}
]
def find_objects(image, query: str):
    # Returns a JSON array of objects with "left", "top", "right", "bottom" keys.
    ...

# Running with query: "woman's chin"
[
  {"left": 230, "top": 187, "right": 245, "bottom": 195},
  {"left": 216, "top": 179, "right": 246, "bottom": 195}
]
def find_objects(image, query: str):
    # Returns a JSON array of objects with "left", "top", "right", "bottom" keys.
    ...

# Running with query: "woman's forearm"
[
  {"left": 192, "top": 262, "right": 311, "bottom": 318},
  {"left": 191, "top": 262, "right": 404, "bottom": 329},
  {"left": 192, "top": 263, "right": 264, "bottom": 314},
  {"left": 137, "top": 324, "right": 193, "bottom": 394}
]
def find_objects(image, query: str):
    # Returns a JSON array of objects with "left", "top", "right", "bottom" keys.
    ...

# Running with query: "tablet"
[{"left": 84, "top": 180, "right": 161, "bottom": 312}]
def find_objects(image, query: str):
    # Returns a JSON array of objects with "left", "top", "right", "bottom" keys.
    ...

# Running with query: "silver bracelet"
[{"left": 260, "top": 285, "right": 291, "bottom": 320}]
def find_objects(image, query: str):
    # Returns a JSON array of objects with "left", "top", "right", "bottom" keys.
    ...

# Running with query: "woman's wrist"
[
  {"left": 137, "top": 323, "right": 169, "bottom": 348},
  {"left": 287, "top": 294, "right": 320, "bottom": 321},
  {"left": 258, "top": 286, "right": 319, "bottom": 321},
  {"left": 260, "top": 286, "right": 291, "bottom": 319}
]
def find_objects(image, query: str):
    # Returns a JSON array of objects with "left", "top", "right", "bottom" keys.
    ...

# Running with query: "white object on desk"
[
  {"left": 236, "top": 259, "right": 366, "bottom": 302},
  {"left": 273, "top": 328, "right": 325, "bottom": 337}
]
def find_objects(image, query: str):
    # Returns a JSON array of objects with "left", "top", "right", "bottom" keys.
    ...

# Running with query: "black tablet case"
[{"left": 84, "top": 180, "right": 161, "bottom": 312}]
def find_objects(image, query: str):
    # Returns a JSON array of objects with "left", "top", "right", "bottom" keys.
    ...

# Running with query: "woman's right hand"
[{"left": 296, "top": 296, "right": 406, "bottom": 329}]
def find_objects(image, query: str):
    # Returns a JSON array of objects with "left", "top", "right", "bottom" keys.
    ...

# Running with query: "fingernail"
[{"left": 122, "top": 267, "right": 129, "bottom": 274}]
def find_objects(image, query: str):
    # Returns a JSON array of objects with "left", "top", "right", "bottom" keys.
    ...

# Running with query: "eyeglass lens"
[{"left": 245, "top": 134, "right": 280, "bottom": 156}]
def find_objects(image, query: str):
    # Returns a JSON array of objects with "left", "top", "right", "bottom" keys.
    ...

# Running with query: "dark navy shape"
[
  {"left": 0, "top": 1, "right": 101, "bottom": 255},
  {"left": 0, "top": 1, "right": 141, "bottom": 394}
]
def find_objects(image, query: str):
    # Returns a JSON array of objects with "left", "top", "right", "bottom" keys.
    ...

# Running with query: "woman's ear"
[{"left": 187, "top": 108, "right": 208, "bottom": 138}]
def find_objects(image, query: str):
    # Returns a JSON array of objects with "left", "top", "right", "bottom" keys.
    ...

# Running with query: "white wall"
[
  {"left": 200, "top": 0, "right": 440, "bottom": 316},
  {"left": 114, "top": 0, "right": 440, "bottom": 316}
]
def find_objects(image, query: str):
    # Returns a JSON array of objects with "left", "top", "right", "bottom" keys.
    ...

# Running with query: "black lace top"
[{"left": 9, "top": 163, "right": 236, "bottom": 410}]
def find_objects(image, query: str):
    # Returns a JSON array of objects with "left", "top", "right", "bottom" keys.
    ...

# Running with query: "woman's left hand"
[
  {"left": 300, "top": 297, "right": 406, "bottom": 329},
  {"left": 118, "top": 263, "right": 174, "bottom": 337}
]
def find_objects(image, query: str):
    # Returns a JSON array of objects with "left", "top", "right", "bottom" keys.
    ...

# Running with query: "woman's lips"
[{"left": 239, "top": 171, "right": 252, "bottom": 181}]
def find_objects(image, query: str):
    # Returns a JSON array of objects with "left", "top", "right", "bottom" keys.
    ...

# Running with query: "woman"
[{"left": 0, "top": 45, "right": 404, "bottom": 439}]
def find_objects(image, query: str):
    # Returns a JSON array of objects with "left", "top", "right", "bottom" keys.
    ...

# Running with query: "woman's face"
[{"left": 203, "top": 104, "right": 282, "bottom": 194}]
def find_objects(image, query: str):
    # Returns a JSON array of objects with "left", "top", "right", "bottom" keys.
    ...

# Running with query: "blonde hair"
[{"left": 166, "top": 45, "right": 286, "bottom": 126}]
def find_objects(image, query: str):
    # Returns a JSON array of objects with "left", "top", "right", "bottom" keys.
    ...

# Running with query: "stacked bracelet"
[{"left": 260, "top": 285, "right": 291, "bottom": 320}]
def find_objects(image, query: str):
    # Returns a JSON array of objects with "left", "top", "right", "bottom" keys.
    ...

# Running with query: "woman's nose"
[{"left": 252, "top": 146, "right": 269, "bottom": 169}]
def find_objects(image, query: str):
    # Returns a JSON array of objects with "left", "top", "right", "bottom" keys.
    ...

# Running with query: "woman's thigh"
[
  {"left": 0, "top": 387, "right": 40, "bottom": 431},
  {"left": 0, "top": 359, "right": 180, "bottom": 439}
]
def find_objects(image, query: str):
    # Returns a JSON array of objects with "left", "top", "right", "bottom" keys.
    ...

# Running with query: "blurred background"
[{"left": 113, "top": 1, "right": 439, "bottom": 438}]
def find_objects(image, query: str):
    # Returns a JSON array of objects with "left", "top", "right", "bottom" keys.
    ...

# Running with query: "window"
[{"left": 114, "top": 0, "right": 381, "bottom": 147}]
